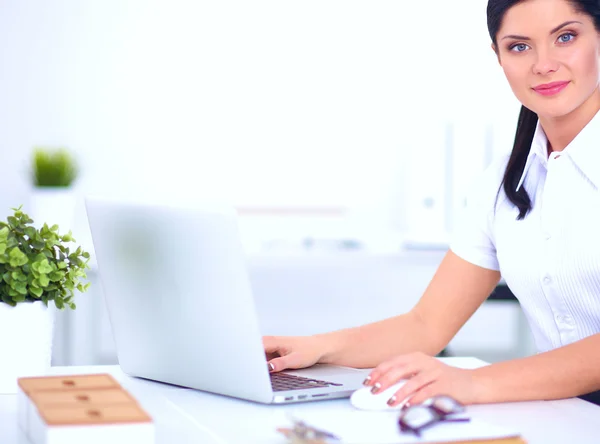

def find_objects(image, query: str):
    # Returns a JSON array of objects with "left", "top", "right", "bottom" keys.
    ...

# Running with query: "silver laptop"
[{"left": 85, "top": 196, "right": 367, "bottom": 404}]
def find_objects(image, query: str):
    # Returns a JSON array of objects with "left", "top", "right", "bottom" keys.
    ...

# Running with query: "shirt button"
[
  {"left": 556, "top": 315, "right": 574, "bottom": 326},
  {"left": 543, "top": 276, "right": 552, "bottom": 284},
  {"left": 557, "top": 315, "right": 569, "bottom": 324},
  {"left": 544, "top": 233, "right": 551, "bottom": 240}
]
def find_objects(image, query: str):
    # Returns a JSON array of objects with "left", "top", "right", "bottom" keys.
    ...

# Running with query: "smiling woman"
[
  {"left": 263, "top": 0, "right": 600, "bottom": 409},
  {"left": 491, "top": 0, "right": 600, "bottom": 220}
]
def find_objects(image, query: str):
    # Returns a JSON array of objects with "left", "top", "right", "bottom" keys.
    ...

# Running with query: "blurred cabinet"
[{"left": 52, "top": 251, "right": 535, "bottom": 366}]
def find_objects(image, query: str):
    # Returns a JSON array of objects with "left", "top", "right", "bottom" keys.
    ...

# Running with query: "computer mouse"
[{"left": 350, "top": 380, "right": 410, "bottom": 411}]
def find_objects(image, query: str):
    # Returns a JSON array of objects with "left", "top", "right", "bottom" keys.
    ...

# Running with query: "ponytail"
[{"left": 500, "top": 105, "right": 538, "bottom": 220}]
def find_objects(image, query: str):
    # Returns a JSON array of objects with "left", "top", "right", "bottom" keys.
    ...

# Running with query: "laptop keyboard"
[{"left": 270, "top": 372, "right": 343, "bottom": 392}]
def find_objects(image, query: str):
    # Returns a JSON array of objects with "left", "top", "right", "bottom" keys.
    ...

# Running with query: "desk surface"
[{"left": 1, "top": 358, "right": 598, "bottom": 444}]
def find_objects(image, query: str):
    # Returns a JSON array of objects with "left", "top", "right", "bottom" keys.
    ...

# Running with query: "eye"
[
  {"left": 509, "top": 43, "right": 529, "bottom": 53},
  {"left": 558, "top": 32, "right": 576, "bottom": 43}
]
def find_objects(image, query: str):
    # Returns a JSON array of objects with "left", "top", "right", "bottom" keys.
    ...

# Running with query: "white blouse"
[{"left": 451, "top": 110, "right": 600, "bottom": 354}]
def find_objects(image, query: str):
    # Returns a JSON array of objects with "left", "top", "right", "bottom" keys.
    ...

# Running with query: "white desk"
[{"left": 1, "top": 358, "right": 599, "bottom": 444}]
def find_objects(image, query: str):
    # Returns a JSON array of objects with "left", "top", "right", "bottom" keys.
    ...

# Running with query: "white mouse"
[{"left": 350, "top": 380, "right": 410, "bottom": 411}]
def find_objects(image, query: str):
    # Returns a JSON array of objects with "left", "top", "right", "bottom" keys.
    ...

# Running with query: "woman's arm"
[
  {"left": 473, "top": 333, "right": 600, "bottom": 402},
  {"left": 317, "top": 251, "right": 501, "bottom": 368}
]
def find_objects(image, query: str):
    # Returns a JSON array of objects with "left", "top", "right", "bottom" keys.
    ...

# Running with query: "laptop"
[{"left": 84, "top": 196, "right": 367, "bottom": 404}]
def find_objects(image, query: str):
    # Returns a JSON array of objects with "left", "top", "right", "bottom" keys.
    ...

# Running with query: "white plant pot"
[
  {"left": 0, "top": 301, "right": 55, "bottom": 394},
  {"left": 28, "top": 187, "right": 76, "bottom": 234}
]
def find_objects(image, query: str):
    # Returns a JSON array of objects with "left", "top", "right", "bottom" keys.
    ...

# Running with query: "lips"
[
  {"left": 533, "top": 81, "right": 570, "bottom": 92},
  {"left": 532, "top": 81, "right": 570, "bottom": 96}
]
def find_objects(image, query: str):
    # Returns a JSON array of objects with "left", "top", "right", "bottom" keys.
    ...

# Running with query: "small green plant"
[
  {"left": 32, "top": 147, "right": 78, "bottom": 187},
  {"left": 0, "top": 206, "right": 90, "bottom": 309}
]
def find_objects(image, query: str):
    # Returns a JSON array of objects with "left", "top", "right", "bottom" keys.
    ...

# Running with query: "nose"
[{"left": 532, "top": 48, "right": 559, "bottom": 75}]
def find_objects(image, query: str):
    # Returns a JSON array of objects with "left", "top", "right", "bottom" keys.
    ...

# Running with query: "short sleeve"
[{"left": 449, "top": 155, "right": 510, "bottom": 271}]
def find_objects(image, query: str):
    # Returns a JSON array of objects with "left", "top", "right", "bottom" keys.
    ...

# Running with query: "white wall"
[
  {"left": 0, "top": 0, "right": 521, "bottom": 244},
  {"left": 0, "top": 1, "right": 537, "bottom": 366}
]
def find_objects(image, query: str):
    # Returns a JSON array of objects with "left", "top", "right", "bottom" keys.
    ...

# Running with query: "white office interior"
[{"left": 0, "top": 1, "right": 534, "bottom": 368}]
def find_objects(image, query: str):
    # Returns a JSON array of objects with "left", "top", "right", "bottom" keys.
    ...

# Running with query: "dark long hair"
[{"left": 487, "top": 0, "right": 600, "bottom": 219}]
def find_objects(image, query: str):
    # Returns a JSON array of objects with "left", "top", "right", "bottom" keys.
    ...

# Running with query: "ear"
[{"left": 492, "top": 43, "right": 502, "bottom": 65}]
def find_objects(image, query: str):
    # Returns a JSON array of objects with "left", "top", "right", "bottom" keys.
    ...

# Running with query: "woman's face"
[{"left": 494, "top": 0, "right": 600, "bottom": 119}]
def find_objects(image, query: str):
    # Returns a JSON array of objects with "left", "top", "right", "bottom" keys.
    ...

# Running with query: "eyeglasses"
[
  {"left": 398, "top": 395, "right": 470, "bottom": 437},
  {"left": 276, "top": 396, "right": 469, "bottom": 443}
]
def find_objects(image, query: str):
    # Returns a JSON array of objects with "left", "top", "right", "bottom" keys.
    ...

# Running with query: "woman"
[{"left": 263, "top": 0, "right": 600, "bottom": 407}]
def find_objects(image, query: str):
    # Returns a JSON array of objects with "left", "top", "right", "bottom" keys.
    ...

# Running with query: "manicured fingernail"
[
  {"left": 268, "top": 362, "right": 275, "bottom": 372},
  {"left": 363, "top": 376, "right": 371, "bottom": 385},
  {"left": 387, "top": 395, "right": 397, "bottom": 406},
  {"left": 371, "top": 382, "right": 381, "bottom": 394}
]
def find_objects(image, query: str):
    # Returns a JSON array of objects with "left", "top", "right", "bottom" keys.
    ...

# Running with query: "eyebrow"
[{"left": 501, "top": 20, "right": 583, "bottom": 41}]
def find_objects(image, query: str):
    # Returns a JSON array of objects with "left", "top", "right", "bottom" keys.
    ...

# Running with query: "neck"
[{"left": 538, "top": 87, "right": 600, "bottom": 153}]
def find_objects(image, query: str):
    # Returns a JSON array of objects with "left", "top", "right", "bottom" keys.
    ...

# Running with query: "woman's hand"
[
  {"left": 263, "top": 335, "right": 326, "bottom": 372},
  {"left": 364, "top": 352, "right": 484, "bottom": 407}
]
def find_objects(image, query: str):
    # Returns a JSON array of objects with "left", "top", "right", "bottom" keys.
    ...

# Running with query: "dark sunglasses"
[{"left": 398, "top": 395, "right": 470, "bottom": 437}]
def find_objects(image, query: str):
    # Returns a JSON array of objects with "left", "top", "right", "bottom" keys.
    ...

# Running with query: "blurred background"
[{"left": 0, "top": 0, "right": 534, "bottom": 366}]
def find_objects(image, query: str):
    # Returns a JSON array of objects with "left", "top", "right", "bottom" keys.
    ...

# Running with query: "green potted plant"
[
  {"left": 29, "top": 147, "right": 79, "bottom": 233},
  {"left": 0, "top": 206, "right": 91, "bottom": 394},
  {"left": 32, "top": 147, "right": 78, "bottom": 188}
]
